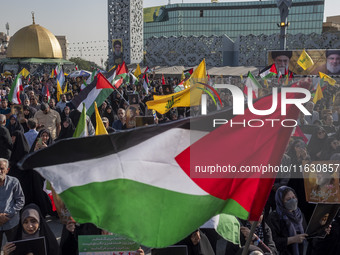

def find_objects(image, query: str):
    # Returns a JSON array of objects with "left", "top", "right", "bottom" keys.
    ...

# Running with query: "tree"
[{"left": 69, "top": 57, "right": 101, "bottom": 71}]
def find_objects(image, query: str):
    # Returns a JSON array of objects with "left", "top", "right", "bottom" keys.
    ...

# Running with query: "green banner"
[{"left": 78, "top": 234, "right": 139, "bottom": 254}]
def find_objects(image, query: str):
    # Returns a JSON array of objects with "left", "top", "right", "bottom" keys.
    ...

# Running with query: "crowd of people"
[{"left": 0, "top": 68, "right": 340, "bottom": 255}]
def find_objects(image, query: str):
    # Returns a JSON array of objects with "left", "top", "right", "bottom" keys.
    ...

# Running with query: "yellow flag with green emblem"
[
  {"left": 19, "top": 68, "right": 30, "bottom": 78},
  {"left": 319, "top": 72, "right": 336, "bottom": 86},
  {"left": 134, "top": 64, "right": 142, "bottom": 78},
  {"left": 313, "top": 83, "right": 323, "bottom": 104},
  {"left": 297, "top": 49, "right": 314, "bottom": 70},
  {"left": 146, "top": 59, "right": 207, "bottom": 114}
]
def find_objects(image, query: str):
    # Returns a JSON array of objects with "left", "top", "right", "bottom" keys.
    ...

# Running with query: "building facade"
[
  {"left": 323, "top": 15, "right": 340, "bottom": 33},
  {"left": 144, "top": 0, "right": 324, "bottom": 44},
  {"left": 0, "top": 32, "right": 10, "bottom": 59},
  {"left": 56, "top": 35, "right": 69, "bottom": 60},
  {"left": 107, "top": 0, "right": 143, "bottom": 66}
]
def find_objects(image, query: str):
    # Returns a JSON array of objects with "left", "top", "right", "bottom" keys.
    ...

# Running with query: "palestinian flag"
[
  {"left": 87, "top": 69, "right": 98, "bottom": 85},
  {"left": 129, "top": 72, "right": 138, "bottom": 85},
  {"left": 184, "top": 68, "right": 194, "bottom": 78},
  {"left": 73, "top": 104, "right": 88, "bottom": 138},
  {"left": 259, "top": 64, "right": 278, "bottom": 79},
  {"left": 19, "top": 84, "right": 303, "bottom": 248},
  {"left": 143, "top": 76, "right": 149, "bottom": 94},
  {"left": 244, "top": 72, "right": 262, "bottom": 98},
  {"left": 71, "top": 72, "right": 115, "bottom": 116},
  {"left": 8, "top": 74, "right": 23, "bottom": 104},
  {"left": 112, "top": 62, "right": 129, "bottom": 88}
]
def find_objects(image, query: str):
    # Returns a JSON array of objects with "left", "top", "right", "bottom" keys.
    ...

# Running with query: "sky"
[{"left": 0, "top": 0, "right": 339, "bottom": 66}]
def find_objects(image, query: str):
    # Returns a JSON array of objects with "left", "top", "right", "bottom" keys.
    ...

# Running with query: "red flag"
[
  {"left": 142, "top": 66, "right": 149, "bottom": 79},
  {"left": 45, "top": 86, "right": 51, "bottom": 103},
  {"left": 161, "top": 74, "right": 166, "bottom": 85}
]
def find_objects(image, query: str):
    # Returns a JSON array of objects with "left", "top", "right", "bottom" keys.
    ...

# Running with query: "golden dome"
[{"left": 6, "top": 23, "right": 62, "bottom": 59}]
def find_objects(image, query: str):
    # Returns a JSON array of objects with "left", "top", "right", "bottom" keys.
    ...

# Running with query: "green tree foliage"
[{"left": 69, "top": 57, "right": 102, "bottom": 71}]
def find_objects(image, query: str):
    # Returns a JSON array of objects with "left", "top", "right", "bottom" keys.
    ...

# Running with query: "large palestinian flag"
[{"left": 19, "top": 84, "right": 304, "bottom": 248}]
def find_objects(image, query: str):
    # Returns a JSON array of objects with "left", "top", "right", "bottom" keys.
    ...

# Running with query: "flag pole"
[
  {"left": 241, "top": 221, "right": 258, "bottom": 255},
  {"left": 111, "top": 83, "right": 130, "bottom": 106}
]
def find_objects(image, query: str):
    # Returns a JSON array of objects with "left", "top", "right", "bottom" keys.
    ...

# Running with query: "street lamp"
[{"left": 276, "top": 0, "right": 292, "bottom": 50}]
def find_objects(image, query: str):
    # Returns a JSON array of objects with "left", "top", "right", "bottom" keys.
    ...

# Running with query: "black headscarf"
[
  {"left": 287, "top": 139, "right": 308, "bottom": 166},
  {"left": 307, "top": 126, "right": 328, "bottom": 160},
  {"left": 13, "top": 203, "right": 59, "bottom": 255},
  {"left": 56, "top": 117, "right": 75, "bottom": 141},
  {"left": 30, "top": 129, "right": 54, "bottom": 153},
  {"left": 60, "top": 106, "right": 71, "bottom": 122},
  {"left": 22, "top": 105, "right": 35, "bottom": 132},
  {"left": 27, "top": 129, "right": 55, "bottom": 217},
  {"left": 9, "top": 130, "right": 30, "bottom": 166},
  {"left": 7, "top": 114, "right": 24, "bottom": 136},
  {"left": 102, "top": 105, "right": 116, "bottom": 126},
  {"left": 177, "top": 229, "right": 215, "bottom": 255}
]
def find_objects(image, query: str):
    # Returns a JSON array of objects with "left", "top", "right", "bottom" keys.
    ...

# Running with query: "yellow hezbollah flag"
[
  {"left": 297, "top": 49, "right": 314, "bottom": 70},
  {"left": 56, "top": 81, "right": 63, "bottom": 102},
  {"left": 146, "top": 59, "right": 207, "bottom": 114},
  {"left": 319, "top": 72, "right": 336, "bottom": 86},
  {"left": 19, "top": 68, "right": 30, "bottom": 78},
  {"left": 134, "top": 64, "right": 142, "bottom": 78},
  {"left": 313, "top": 84, "right": 323, "bottom": 104},
  {"left": 63, "top": 82, "right": 68, "bottom": 94},
  {"left": 94, "top": 102, "right": 108, "bottom": 135}
]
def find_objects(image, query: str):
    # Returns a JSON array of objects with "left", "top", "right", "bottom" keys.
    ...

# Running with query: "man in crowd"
[
  {"left": 305, "top": 101, "right": 320, "bottom": 124},
  {"left": 56, "top": 94, "right": 69, "bottom": 112},
  {"left": 23, "top": 97, "right": 37, "bottom": 115},
  {"left": 34, "top": 102, "right": 61, "bottom": 140},
  {"left": 0, "top": 158, "right": 25, "bottom": 246},
  {"left": 113, "top": 108, "right": 126, "bottom": 130},
  {"left": 49, "top": 98, "right": 58, "bottom": 112},
  {"left": 24, "top": 118, "right": 39, "bottom": 149},
  {"left": 0, "top": 99, "right": 11, "bottom": 122},
  {"left": 102, "top": 117, "right": 115, "bottom": 133}
]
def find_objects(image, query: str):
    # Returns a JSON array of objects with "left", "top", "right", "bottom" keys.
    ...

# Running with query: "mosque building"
[{"left": 0, "top": 13, "right": 74, "bottom": 75}]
